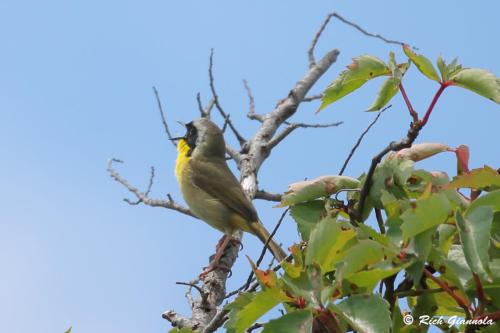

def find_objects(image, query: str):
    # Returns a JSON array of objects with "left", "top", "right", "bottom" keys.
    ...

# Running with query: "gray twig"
[
  {"left": 308, "top": 12, "right": 336, "bottom": 68},
  {"left": 309, "top": 12, "right": 410, "bottom": 68},
  {"left": 243, "top": 79, "right": 263, "bottom": 122},
  {"left": 107, "top": 159, "right": 195, "bottom": 217},
  {"left": 124, "top": 166, "right": 156, "bottom": 205},
  {"left": 153, "top": 86, "right": 176, "bottom": 147},
  {"left": 208, "top": 49, "right": 246, "bottom": 145},
  {"left": 203, "top": 309, "right": 229, "bottom": 333},
  {"left": 176, "top": 281, "right": 209, "bottom": 309},
  {"left": 266, "top": 121, "right": 342, "bottom": 150},
  {"left": 303, "top": 94, "right": 324, "bottom": 102},
  {"left": 339, "top": 105, "right": 390, "bottom": 175},
  {"left": 331, "top": 12, "right": 407, "bottom": 46},
  {"left": 196, "top": 92, "right": 205, "bottom": 117},
  {"left": 254, "top": 190, "right": 282, "bottom": 202}
]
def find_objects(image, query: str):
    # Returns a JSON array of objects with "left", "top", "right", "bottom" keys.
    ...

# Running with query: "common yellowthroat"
[{"left": 173, "top": 118, "right": 286, "bottom": 272}]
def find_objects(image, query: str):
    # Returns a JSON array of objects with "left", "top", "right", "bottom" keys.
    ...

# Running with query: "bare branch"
[
  {"left": 221, "top": 114, "right": 230, "bottom": 133},
  {"left": 308, "top": 13, "right": 336, "bottom": 68},
  {"left": 375, "top": 208, "right": 386, "bottom": 234},
  {"left": 196, "top": 92, "right": 205, "bottom": 117},
  {"left": 153, "top": 87, "right": 176, "bottom": 147},
  {"left": 165, "top": 235, "right": 240, "bottom": 331},
  {"left": 265, "top": 123, "right": 298, "bottom": 150},
  {"left": 107, "top": 158, "right": 195, "bottom": 217},
  {"left": 162, "top": 310, "right": 199, "bottom": 331},
  {"left": 303, "top": 93, "right": 324, "bottom": 102},
  {"left": 331, "top": 12, "right": 407, "bottom": 47},
  {"left": 283, "top": 120, "right": 343, "bottom": 128},
  {"left": 266, "top": 121, "right": 342, "bottom": 150},
  {"left": 254, "top": 190, "right": 282, "bottom": 202},
  {"left": 225, "top": 144, "right": 242, "bottom": 163},
  {"left": 176, "top": 281, "right": 209, "bottom": 309},
  {"left": 339, "top": 105, "right": 389, "bottom": 175},
  {"left": 124, "top": 166, "right": 155, "bottom": 205},
  {"left": 243, "top": 79, "right": 263, "bottom": 122},
  {"left": 208, "top": 49, "right": 247, "bottom": 145},
  {"left": 197, "top": 93, "right": 216, "bottom": 118},
  {"left": 203, "top": 309, "right": 229, "bottom": 333},
  {"left": 309, "top": 12, "right": 408, "bottom": 69},
  {"left": 239, "top": 47, "right": 340, "bottom": 198}
]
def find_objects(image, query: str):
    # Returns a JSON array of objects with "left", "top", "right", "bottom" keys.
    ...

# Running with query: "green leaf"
[
  {"left": 281, "top": 244, "right": 305, "bottom": 278},
  {"left": 412, "top": 293, "right": 438, "bottom": 327},
  {"left": 262, "top": 310, "right": 313, "bottom": 333},
  {"left": 425, "top": 279, "right": 465, "bottom": 316},
  {"left": 400, "top": 192, "right": 452, "bottom": 240},
  {"left": 366, "top": 77, "right": 399, "bottom": 111},
  {"left": 369, "top": 157, "right": 414, "bottom": 208},
  {"left": 437, "top": 224, "right": 457, "bottom": 255},
  {"left": 468, "top": 190, "right": 500, "bottom": 213},
  {"left": 64, "top": 328, "right": 72, "bottom": 333},
  {"left": 437, "top": 56, "right": 463, "bottom": 81},
  {"left": 366, "top": 53, "right": 409, "bottom": 111},
  {"left": 281, "top": 176, "right": 360, "bottom": 206},
  {"left": 357, "top": 223, "right": 393, "bottom": 247},
  {"left": 319, "top": 55, "right": 389, "bottom": 111},
  {"left": 403, "top": 44, "right": 440, "bottom": 82},
  {"left": 331, "top": 294, "right": 391, "bottom": 333},
  {"left": 336, "top": 239, "right": 385, "bottom": 279},
  {"left": 346, "top": 260, "right": 404, "bottom": 290},
  {"left": 449, "top": 68, "right": 500, "bottom": 103},
  {"left": 225, "top": 289, "right": 289, "bottom": 333},
  {"left": 411, "top": 227, "right": 436, "bottom": 262},
  {"left": 445, "top": 245, "right": 473, "bottom": 291},
  {"left": 456, "top": 208, "right": 493, "bottom": 281},
  {"left": 448, "top": 166, "right": 500, "bottom": 191},
  {"left": 305, "top": 217, "right": 356, "bottom": 272},
  {"left": 290, "top": 200, "right": 325, "bottom": 241},
  {"left": 437, "top": 55, "right": 446, "bottom": 80}
]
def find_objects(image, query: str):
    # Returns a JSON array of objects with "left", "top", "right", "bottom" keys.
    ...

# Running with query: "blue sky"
[{"left": 1, "top": 1, "right": 499, "bottom": 332}]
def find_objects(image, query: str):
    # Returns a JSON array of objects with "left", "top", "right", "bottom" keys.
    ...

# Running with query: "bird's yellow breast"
[{"left": 175, "top": 139, "right": 191, "bottom": 182}]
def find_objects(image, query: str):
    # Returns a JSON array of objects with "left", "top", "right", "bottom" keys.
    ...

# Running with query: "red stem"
[
  {"left": 474, "top": 310, "right": 500, "bottom": 322},
  {"left": 473, "top": 273, "right": 487, "bottom": 315},
  {"left": 399, "top": 83, "right": 418, "bottom": 123},
  {"left": 420, "top": 82, "right": 450, "bottom": 126},
  {"left": 423, "top": 269, "right": 472, "bottom": 318}
]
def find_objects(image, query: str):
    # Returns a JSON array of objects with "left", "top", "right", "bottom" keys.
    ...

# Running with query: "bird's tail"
[{"left": 252, "top": 221, "right": 287, "bottom": 262}]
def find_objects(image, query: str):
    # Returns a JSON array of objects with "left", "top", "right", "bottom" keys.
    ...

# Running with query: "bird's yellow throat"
[{"left": 175, "top": 138, "right": 191, "bottom": 181}]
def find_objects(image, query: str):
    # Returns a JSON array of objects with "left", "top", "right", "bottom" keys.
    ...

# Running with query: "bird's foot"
[
  {"left": 216, "top": 235, "right": 243, "bottom": 251},
  {"left": 199, "top": 262, "right": 232, "bottom": 280}
]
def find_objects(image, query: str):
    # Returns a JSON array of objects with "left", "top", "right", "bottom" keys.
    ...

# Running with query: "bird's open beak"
[{"left": 169, "top": 136, "right": 185, "bottom": 141}]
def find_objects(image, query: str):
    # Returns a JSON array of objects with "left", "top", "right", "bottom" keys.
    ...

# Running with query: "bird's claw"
[{"left": 199, "top": 263, "right": 232, "bottom": 280}]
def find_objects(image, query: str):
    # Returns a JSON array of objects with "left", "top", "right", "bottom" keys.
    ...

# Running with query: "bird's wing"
[{"left": 189, "top": 158, "right": 258, "bottom": 223}]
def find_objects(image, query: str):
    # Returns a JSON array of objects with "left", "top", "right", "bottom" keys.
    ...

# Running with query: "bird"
[{"left": 172, "top": 117, "right": 287, "bottom": 276}]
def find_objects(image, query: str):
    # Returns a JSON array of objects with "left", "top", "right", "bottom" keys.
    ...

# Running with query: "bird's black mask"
[{"left": 184, "top": 122, "right": 198, "bottom": 156}]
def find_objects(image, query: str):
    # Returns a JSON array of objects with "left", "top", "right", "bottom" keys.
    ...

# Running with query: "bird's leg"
[
  {"left": 215, "top": 235, "right": 243, "bottom": 251},
  {"left": 215, "top": 234, "right": 228, "bottom": 251},
  {"left": 200, "top": 234, "right": 233, "bottom": 279}
]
